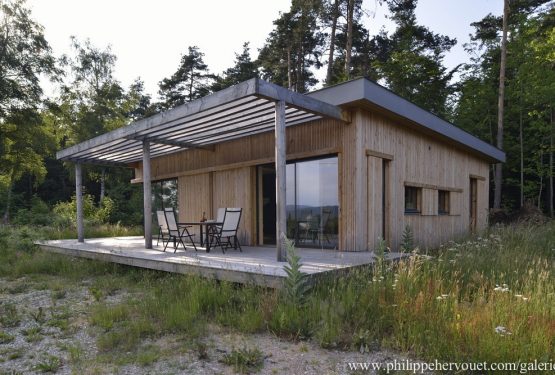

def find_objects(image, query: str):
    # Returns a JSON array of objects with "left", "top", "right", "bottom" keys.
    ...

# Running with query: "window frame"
[
  {"left": 438, "top": 189, "right": 450, "bottom": 215},
  {"left": 404, "top": 186, "right": 421, "bottom": 214}
]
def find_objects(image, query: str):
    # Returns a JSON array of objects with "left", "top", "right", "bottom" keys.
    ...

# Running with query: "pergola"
[{"left": 57, "top": 78, "right": 348, "bottom": 261}]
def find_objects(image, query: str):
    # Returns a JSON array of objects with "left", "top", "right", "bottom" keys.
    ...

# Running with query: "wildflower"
[
  {"left": 495, "top": 326, "right": 512, "bottom": 336},
  {"left": 494, "top": 284, "right": 509, "bottom": 292}
]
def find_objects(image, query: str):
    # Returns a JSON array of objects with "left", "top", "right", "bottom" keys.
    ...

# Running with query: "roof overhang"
[
  {"left": 57, "top": 78, "right": 348, "bottom": 166},
  {"left": 308, "top": 78, "right": 506, "bottom": 163}
]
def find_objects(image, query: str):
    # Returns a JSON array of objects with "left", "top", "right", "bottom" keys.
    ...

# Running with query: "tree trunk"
[
  {"left": 326, "top": 0, "right": 340, "bottom": 85},
  {"left": 494, "top": 0, "right": 509, "bottom": 209},
  {"left": 287, "top": 47, "right": 293, "bottom": 90},
  {"left": 549, "top": 107, "right": 554, "bottom": 217},
  {"left": 345, "top": 0, "right": 355, "bottom": 79},
  {"left": 538, "top": 150, "right": 543, "bottom": 209},
  {"left": 100, "top": 168, "right": 106, "bottom": 204},
  {"left": 519, "top": 86, "right": 524, "bottom": 208},
  {"left": 188, "top": 69, "right": 194, "bottom": 102},
  {"left": 2, "top": 180, "right": 13, "bottom": 224}
]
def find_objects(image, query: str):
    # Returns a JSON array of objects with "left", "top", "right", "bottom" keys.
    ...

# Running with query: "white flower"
[
  {"left": 494, "top": 285, "right": 510, "bottom": 292},
  {"left": 495, "top": 326, "right": 512, "bottom": 336}
]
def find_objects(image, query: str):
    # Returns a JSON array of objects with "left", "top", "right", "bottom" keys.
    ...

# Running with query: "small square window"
[
  {"left": 438, "top": 190, "right": 450, "bottom": 215},
  {"left": 405, "top": 186, "right": 421, "bottom": 214}
]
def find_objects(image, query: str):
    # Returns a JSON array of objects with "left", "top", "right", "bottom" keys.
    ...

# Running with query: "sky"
[{"left": 27, "top": 0, "right": 503, "bottom": 99}]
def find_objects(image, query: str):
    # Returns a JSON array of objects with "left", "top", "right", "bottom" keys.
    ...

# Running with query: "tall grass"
[{"left": 1, "top": 221, "right": 553, "bottom": 363}]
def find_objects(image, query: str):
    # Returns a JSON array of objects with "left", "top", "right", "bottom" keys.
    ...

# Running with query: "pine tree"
[
  {"left": 211, "top": 42, "right": 258, "bottom": 91},
  {"left": 158, "top": 46, "right": 213, "bottom": 109},
  {"left": 258, "top": 0, "right": 324, "bottom": 93},
  {"left": 372, "top": 0, "right": 457, "bottom": 117}
]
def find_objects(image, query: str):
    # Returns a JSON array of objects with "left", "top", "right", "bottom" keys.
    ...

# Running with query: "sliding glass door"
[{"left": 259, "top": 155, "right": 339, "bottom": 249}]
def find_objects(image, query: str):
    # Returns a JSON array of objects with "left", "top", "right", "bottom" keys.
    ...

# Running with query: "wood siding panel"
[
  {"left": 212, "top": 167, "right": 256, "bottom": 246},
  {"left": 358, "top": 109, "right": 490, "bottom": 250},
  {"left": 449, "top": 192, "right": 462, "bottom": 216},
  {"left": 137, "top": 108, "right": 491, "bottom": 252},
  {"left": 178, "top": 174, "right": 212, "bottom": 238},
  {"left": 367, "top": 156, "right": 384, "bottom": 250},
  {"left": 421, "top": 188, "right": 437, "bottom": 216}
]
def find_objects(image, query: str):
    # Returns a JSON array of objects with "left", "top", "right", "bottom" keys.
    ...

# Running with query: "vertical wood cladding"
[{"left": 136, "top": 108, "right": 491, "bottom": 251}]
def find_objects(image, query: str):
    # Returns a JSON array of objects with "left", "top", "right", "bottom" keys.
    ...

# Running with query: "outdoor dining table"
[{"left": 178, "top": 221, "right": 223, "bottom": 253}]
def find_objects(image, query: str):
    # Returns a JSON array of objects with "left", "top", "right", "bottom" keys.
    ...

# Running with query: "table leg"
[
  {"left": 206, "top": 225, "right": 211, "bottom": 253},
  {"left": 200, "top": 225, "right": 204, "bottom": 247}
]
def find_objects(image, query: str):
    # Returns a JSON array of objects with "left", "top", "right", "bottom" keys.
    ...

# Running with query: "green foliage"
[
  {"left": 1, "top": 222, "right": 555, "bottom": 364},
  {"left": 29, "top": 307, "right": 46, "bottom": 325},
  {"left": 282, "top": 238, "right": 311, "bottom": 307},
  {"left": 53, "top": 194, "right": 114, "bottom": 226},
  {"left": 456, "top": 1, "right": 555, "bottom": 213},
  {"left": 158, "top": 46, "right": 213, "bottom": 109},
  {"left": 211, "top": 42, "right": 258, "bottom": 91},
  {"left": 400, "top": 225, "right": 414, "bottom": 252},
  {"left": 258, "top": 0, "right": 324, "bottom": 92},
  {"left": 22, "top": 326, "right": 43, "bottom": 342},
  {"left": 371, "top": 0, "right": 458, "bottom": 117},
  {"left": 0, "top": 0, "right": 58, "bottom": 222},
  {"left": 12, "top": 197, "right": 51, "bottom": 226},
  {"left": 0, "top": 302, "right": 20, "bottom": 327},
  {"left": 221, "top": 347, "right": 265, "bottom": 374},
  {"left": 34, "top": 355, "right": 61, "bottom": 373},
  {"left": 0, "top": 330, "right": 14, "bottom": 344},
  {"left": 91, "top": 304, "right": 131, "bottom": 331}
]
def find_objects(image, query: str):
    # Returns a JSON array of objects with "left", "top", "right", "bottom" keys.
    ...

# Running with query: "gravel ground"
[{"left": 0, "top": 277, "right": 417, "bottom": 374}]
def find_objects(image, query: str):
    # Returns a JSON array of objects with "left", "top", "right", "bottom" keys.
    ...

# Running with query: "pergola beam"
[
  {"left": 124, "top": 136, "right": 214, "bottom": 151},
  {"left": 56, "top": 78, "right": 347, "bottom": 164},
  {"left": 57, "top": 79, "right": 260, "bottom": 160},
  {"left": 257, "top": 79, "right": 347, "bottom": 122}
]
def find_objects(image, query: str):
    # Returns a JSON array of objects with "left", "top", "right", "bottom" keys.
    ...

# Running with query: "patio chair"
[
  {"left": 210, "top": 208, "right": 242, "bottom": 253},
  {"left": 156, "top": 211, "right": 169, "bottom": 247},
  {"left": 163, "top": 208, "right": 197, "bottom": 252},
  {"left": 297, "top": 213, "right": 319, "bottom": 244},
  {"left": 309, "top": 209, "right": 332, "bottom": 245}
]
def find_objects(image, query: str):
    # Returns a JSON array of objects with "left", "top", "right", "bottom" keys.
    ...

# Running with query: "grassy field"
[{"left": 0, "top": 222, "right": 554, "bottom": 372}]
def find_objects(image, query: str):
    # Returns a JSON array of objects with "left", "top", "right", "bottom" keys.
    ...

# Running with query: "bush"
[
  {"left": 12, "top": 197, "right": 52, "bottom": 226},
  {"left": 53, "top": 194, "right": 114, "bottom": 226}
]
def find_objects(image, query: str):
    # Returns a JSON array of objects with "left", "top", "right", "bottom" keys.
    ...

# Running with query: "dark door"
[
  {"left": 259, "top": 166, "right": 277, "bottom": 245},
  {"left": 470, "top": 178, "right": 478, "bottom": 231}
]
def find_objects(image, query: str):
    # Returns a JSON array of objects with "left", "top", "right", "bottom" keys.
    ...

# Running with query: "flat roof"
[
  {"left": 57, "top": 77, "right": 504, "bottom": 165},
  {"left": 56, "top": 78, "right": 346, "bottom": 166},
  {"left": 308, "top": 78, "right": 505, "bottom": 163}
]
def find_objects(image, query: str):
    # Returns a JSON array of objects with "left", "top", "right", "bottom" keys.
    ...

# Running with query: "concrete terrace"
[{"left": 37, "top": 236, "right": 405, "bottom": 288}]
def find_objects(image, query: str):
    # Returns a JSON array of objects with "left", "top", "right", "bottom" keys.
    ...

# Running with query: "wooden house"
[{"left": 57, "top": 78, "right": 505, "bottom": 258}]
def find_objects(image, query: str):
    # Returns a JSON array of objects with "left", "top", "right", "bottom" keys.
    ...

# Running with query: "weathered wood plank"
[
  {"left": 275, "top": 100, "right": 287, "bottom": 262},
  {"left": 75, "top": 163, "right": 84, "bottom": 243},
  {"left": 56, "top": 80, "right": 259, "bottom": 160},
  {"left": 143, "top": 141, "right": 152, "bottom": 249}
]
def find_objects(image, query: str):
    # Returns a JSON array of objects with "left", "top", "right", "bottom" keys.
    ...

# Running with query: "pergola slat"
[{"left": 57, "top": 78, "right": 347, "bottom": 164}]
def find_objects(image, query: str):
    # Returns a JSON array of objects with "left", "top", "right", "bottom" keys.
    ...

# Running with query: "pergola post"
[
  {"left": 142, "top": 140, "right": 152, "bottom": 249},
  {"left": 75, "top": 163, "right": 84, "bottom": 243},
  {"left": 275, "top": 100, "right": 287, "bottom": 262}
]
